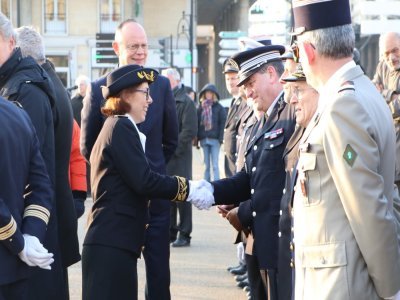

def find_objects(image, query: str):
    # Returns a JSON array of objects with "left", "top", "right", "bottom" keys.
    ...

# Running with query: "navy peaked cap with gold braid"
[
  {"left": 102, "top": 64, "right": 159, "bottom": 99},
  {"left": 232, "top": 45, "right": 285, "bottom": 86},
  {"left": 291, "top": 0, "right": 352, "bottom": 36}
]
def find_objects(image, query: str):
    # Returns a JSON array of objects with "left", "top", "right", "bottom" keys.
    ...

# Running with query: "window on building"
[
  {"left": 44, "top": 0, "right": 66, "bottom": 34},
  {"left": 47, "top": 54, "right": 70, "bottom": 87},
  {"left": 0, "top": 0, "right": 11, "bottom": 18},
  {"left": 99, "top": 0, "right": 122, "bottom": 33}
]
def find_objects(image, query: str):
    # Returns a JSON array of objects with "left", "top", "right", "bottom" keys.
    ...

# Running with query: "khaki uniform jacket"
[{"left": 293, "top": 65, "right": 400, "bottom": 300}]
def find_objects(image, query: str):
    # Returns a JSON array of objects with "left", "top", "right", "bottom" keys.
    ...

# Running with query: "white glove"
[
  {"left": 188, "top": 180, "right": 215, "bottom": 210},
  {"left": 18, "top": 234, "right": 54, "bottom": 270},
  {"left": 236, "top": 242, "right": 245, "bottom": 265}
]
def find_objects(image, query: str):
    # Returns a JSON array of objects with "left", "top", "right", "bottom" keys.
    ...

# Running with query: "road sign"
[
  {"left": 219, "top": 39, "right": 240, "bottom": 49},
  {"left": 218, "top": 31, "right": 246, "bottom": 39},
  {"left": 218, "top": 49, "right": 239, "bottom": 57}
]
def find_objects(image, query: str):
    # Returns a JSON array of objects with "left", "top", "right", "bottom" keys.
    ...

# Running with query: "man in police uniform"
[
  {"left": 291, "top": 0, "right": 400, "bottom": 299},
  {"left": 191, "top": 44, "right": 296, "bottom": 300},
  {"left": 0, "top": 98, "right": 54, "bottom": 299}
]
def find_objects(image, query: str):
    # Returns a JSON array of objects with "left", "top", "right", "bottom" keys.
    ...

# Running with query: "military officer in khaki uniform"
[{"left": 291, "top": 0, "right": 400, "bottom": 299}]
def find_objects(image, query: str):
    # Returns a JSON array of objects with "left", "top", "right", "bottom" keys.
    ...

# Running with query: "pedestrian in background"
[
  {"left": 162, "top": 68, "right": 198, "bottom": 247},
  {"left": 291, "top": 0, "right": 400, "bottom": 298},
  {"left": 71, "top": 74, "right": 90, "bottom": 127},
  {"left": 196, "top": 83, "right": 226, "bottom": 181},
  {"left": 373, "top": 32, "right": 400, "bottom": 191},
  {"left": 80, "top": 19, "right": 178, "bottom": 299}
]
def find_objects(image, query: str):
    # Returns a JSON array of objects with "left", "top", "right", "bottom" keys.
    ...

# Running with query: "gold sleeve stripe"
[
  {"left": 173, "top": 176, "right": 188, "bottom": 202},
  {"left": 0, "top": 216, "right": 17, "bottom": 240},
  {"left": 23, "top": 205, "right": 50, "bottom": 225}
]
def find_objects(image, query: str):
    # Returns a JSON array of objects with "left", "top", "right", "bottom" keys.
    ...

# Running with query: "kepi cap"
[
  {"left": 102, "top": 64, "right": 158, "bottom": 99},
  {"left": 232, "top": 44, "right": 285, "bottom": 86},
  {"left": 282, "top": 63, "right": 306, "bottom": 82},
  {"left": 222, "top": 58, "right": 239, "bottom": 74},
  {"left": 291, "top": 0, "right": 352, "bottom": 36}
]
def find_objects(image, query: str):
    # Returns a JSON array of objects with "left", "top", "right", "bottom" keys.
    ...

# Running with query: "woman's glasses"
[{"left": 133, "top": 88, "right": 150, "bottom": 100}]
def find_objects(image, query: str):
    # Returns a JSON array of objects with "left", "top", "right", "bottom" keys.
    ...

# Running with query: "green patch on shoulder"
[{"left": 343, "top": 144, "right": 357, "bottom": 167}]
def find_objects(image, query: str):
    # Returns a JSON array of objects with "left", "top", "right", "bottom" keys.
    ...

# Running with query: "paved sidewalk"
[{"left": 68, "top": 148, "right": 247, "bottom": 299}]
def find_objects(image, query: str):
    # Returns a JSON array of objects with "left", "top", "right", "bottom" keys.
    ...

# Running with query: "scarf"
[{"left": 201, "top": 99, "right": 213, "bottom": 131}]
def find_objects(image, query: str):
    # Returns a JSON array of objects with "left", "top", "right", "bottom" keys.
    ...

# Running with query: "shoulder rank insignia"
[
  {"left": 343, "top": 144, "right": 357, "bottom": 167},
  {"left": 338, "top": 81, "right": 355, "bottom": 93},
  {"left": 264, "top": 128, "right": 283, "bottom": 140}
]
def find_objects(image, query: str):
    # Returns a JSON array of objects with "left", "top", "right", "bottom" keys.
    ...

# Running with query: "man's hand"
[
  {"left": 216, "top": 204, "right": 235, "bottom": 218},
  {"left": 18, "top": 234, "right": 54, "bottom": 270},
  {"left": 226, "top": 207, "right": 249, "bottom": 235},
  {"left": 187, "top": 180, "right": 215, "bottom": 210}
]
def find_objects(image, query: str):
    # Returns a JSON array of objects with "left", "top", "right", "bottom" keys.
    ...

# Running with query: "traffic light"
[
  {"left": 158, "top": 37, "right": 168, "bottom": 64},
  {"left": 93, "top": 33, "right": 118, "bottom": 67}
]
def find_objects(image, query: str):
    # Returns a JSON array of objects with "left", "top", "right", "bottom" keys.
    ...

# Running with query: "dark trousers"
[
  {"left": 0, "top": 279, "right": 29, "bottom": 300},
  {"left": 260, "top": 268, "right": 278, "bottom": 300},
  {"left": 170, "top": 201, "right": 192, "bottom": 241},
  {"left": 246, "top": 254, "right": 267, "bottom": 300},
  {"left": 82, "top": 245, "right": 138, "bottom": 300},
  {"left": 144, "top": 200, "right": 171, "bottom": 300}
]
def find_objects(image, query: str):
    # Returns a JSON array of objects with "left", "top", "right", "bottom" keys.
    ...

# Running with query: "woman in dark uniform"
[{"left": 81, "top": 64, "right": 189, "bottom": 300}]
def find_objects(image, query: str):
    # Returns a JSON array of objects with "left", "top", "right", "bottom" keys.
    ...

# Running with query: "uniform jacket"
[
  {"left": 42, "top": 60, "right": 80, "bottom": 268},
  {"left": 293, "top": 65, "right": 400, "bottom": 300},
  {"left": 0, "top": 99, "right": 52, "bottom": 285},
  {"left": 85, "top": 116, "right": 186, "bottom": 257},
  {"left": 373, "top": 59, "right": 400, "bottom": 182},
  {"left": 80, "top": 73, "right": 178, "bottom": 215},
  {"left": 223, "top": 96, "right": 246, "bottom": 177},
  {"left": 197, "top": 101, "right": 227, "bottom": 143},
  {"left": 278, "top": 126, "right": 304, "bottom": 300},
  {"left": 166, "top": 84, "right": 198, "bottom": 179},
  {"left": 212, "top": 93, "right": 296, "bottom": 269}
]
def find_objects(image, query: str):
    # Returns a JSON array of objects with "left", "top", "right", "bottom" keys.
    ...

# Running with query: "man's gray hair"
[
  {"left": 15, "top": 26, "right": 46, "bottom": 63},
  {"left": 0, "top": 12, "right": 15, "bottom": 40},
  {"left": 161, "top": 68, "right": 181, "bottom": 82},
  {"left": 379, "top": 32, "right": 400, "bottom": 54},
  {"left": 299, "top": 24, "right": 355, "bottom": 60},
  {"left": 75, "top": 74, "right": 90, "bottom": 86}
]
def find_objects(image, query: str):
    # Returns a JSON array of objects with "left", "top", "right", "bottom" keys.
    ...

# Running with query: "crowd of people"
[{"left": 1, "top": 0, "right": 400, "bottom": 299}]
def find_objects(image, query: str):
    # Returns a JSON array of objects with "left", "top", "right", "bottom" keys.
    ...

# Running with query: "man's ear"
[
  {"left": 112, "top": 41, "right": 119, "bottom": 56},
  {"left": 301, "top": 42, "right": 315, "bottom": 66}
]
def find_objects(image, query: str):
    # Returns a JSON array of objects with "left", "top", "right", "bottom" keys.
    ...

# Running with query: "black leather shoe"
[
  {"left": 235, "top": 273, "right": 248, "bottom": 282},
  {"left": 230, "top": 264, "right": 247, "bottom": 275},
  {"left": 237, "top": 278, "right": 249, "bottom": 289},
  {"left": 227, "top": 263, "right": 242, "bottom": 272},
  {"left": 172, "top": 237, "right": 190, "bottom": 247}
]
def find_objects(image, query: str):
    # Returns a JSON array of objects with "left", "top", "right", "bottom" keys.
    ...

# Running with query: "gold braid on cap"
[
  {"left": 137, "top": 71, "right": 155, "bottom": 82},
  {"left": 173, "top": 176, "right": 188, "bottom": 202}
]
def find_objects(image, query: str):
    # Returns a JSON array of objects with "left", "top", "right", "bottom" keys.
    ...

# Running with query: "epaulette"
[{"left": 338, "top": 81, "right": 355, "bottom": 93}]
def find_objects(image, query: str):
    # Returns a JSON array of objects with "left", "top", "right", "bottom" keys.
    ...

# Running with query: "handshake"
[
  {"left": 187, "top": 180, "right": 215, "bottom": 210},
  {"left": 18, "top": 234, "right": 54, "bottom": 270}
]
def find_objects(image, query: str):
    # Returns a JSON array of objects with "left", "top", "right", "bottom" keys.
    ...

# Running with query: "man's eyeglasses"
[
  {"left": 292, "top": 87, "right": 314, "bottom": 98},
  {"left": 133, "top": 88, "right": 150, "bottom": 100},
  {"left": 125, "top": 43, "right": 148, "bottom": 52}
]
